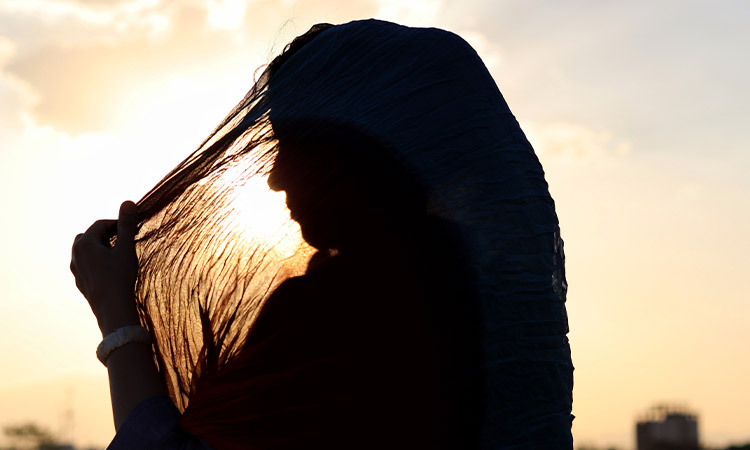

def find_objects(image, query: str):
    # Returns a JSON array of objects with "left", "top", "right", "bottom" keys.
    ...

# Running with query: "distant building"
[{"left": 636, "top": 404, "right": 699, "bottom": 450}]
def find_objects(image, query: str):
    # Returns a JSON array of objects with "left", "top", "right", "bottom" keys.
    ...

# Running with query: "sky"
[{"left": 0, "top": 0, "right": 748, "bottom": 448}]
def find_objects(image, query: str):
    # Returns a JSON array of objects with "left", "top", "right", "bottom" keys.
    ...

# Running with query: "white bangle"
[{"left": 96, "top": 325, "right": 152, "bottom": 366}]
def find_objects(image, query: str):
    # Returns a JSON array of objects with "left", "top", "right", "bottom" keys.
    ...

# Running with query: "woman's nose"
[
  {"left": 267, "top": 165, "right": 283, "bottom": 191},
  {"left": 267, "top": 152, "right": 291, "bottom": 192}
]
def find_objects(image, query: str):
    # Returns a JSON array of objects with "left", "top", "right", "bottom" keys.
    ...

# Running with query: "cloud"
[
  {"left": 375, "top": 0, "right": 442, "bottom": 26},
  {"left": 0, "top": 0, "right": 379, "bottom": 135},
  {"left": 522, "top": 121, "right": 632, "bottom": 161},
  {"left": 433, "top": 0, "right": 750, "bottom": 160},
  {"left": 0, "top": 37, "right": 34, "bottom": 132},
  {"left": 452, "top": 29, "right": 503, "bottom": 74},
  {"left": 205, "top": 0, "right": 248, "bottom": 31},
  {"left": 3, "top": 5, "right": 234, "bottom": 134}
]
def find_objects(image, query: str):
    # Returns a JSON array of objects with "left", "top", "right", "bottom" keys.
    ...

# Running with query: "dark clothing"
[{"left": 108, "top": 395, "right": 211, "bottom": 449}]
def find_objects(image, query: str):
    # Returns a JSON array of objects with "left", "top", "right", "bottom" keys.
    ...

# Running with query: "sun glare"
[{"left": 230, "top": 176, "right": 305, "bottom": 260}]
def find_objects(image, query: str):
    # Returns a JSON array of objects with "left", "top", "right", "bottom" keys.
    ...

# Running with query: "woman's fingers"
[
  {"left": 75, "top": 201, "right": 138, "bottom": 253},
  {"left": 85, "top": 219, "right": 117, "bottom": 240},
  {"left": 115, "top": 201, "right": 138, "bottom": 250},
  {"left": 70, "top": 201, "right": 140, "bottom": 327}
]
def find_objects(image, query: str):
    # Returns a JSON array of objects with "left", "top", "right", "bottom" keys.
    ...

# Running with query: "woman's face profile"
[
  {"left": 266, "top": 123, "right": 423, "bottom": 254},
  {"left": 267, "top": 142, "right": 358, "bottom": 251}
]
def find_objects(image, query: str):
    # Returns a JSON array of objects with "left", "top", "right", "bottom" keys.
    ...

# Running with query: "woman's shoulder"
[
  {"left": 271, "top": 251, "right": 344, "bottom": 298},
  {"left": 246, "top": 252, "right": 347, "bottom": 338}
]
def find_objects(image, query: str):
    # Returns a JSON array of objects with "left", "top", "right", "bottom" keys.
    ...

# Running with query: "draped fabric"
[{"left": 131, "top": 19, "right": 573, "bottom": 448}]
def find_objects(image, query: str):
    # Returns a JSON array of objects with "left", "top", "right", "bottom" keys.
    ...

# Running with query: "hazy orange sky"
[{"left": 1, "top": 1, "right": 748, "bottom": 448}]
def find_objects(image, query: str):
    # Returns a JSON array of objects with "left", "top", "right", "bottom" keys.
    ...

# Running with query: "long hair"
[{"left": 131, "top": 20, "right": 573, "bottom": 449}]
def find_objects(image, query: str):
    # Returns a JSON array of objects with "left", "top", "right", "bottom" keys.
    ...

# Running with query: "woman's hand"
[
  {"left": 71, "top": 201, "right": 169, "bottom": 429},
  {"left": 71, "top": 201, "right": 141, "bottom": 336}
]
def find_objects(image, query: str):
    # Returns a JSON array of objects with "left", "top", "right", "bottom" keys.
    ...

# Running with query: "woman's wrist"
[
  {"left": 97, "top": 325, "right": 152, "bottom": 365},
  {"left": 97, "top": 300, "right": 141, "bottom": 336}
]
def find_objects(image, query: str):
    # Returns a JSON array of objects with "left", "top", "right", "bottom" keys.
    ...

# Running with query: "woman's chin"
[{"left": 299, "top": 222, "right": 340, "bottom": 251}]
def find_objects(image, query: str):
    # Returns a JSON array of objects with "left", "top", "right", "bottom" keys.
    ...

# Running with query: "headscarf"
[{"left": 132, "top": 19, "right": 573, "bottom": 449}]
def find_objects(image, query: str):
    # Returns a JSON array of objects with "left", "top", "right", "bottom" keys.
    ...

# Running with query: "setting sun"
[{"left": 229, "top": 175, "right": 308, "bottom": 260}]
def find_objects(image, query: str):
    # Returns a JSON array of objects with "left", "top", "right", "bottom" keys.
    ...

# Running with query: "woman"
[{"left": 71, "top": 20, "right": 573, "bottom": 449}]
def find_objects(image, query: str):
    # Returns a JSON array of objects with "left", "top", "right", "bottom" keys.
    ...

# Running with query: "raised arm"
[{"left": 70, "top": 201, "right": 167, "bottom": 430}]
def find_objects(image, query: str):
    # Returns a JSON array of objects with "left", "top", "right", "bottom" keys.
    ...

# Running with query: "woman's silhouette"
[{"left": 71, "top": 20, "right": 573, "bottom": 449}]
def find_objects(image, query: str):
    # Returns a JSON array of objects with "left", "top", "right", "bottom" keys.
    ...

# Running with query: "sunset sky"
[{"left": 1, "top": 1, "right": 748, "bottom": 448}]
